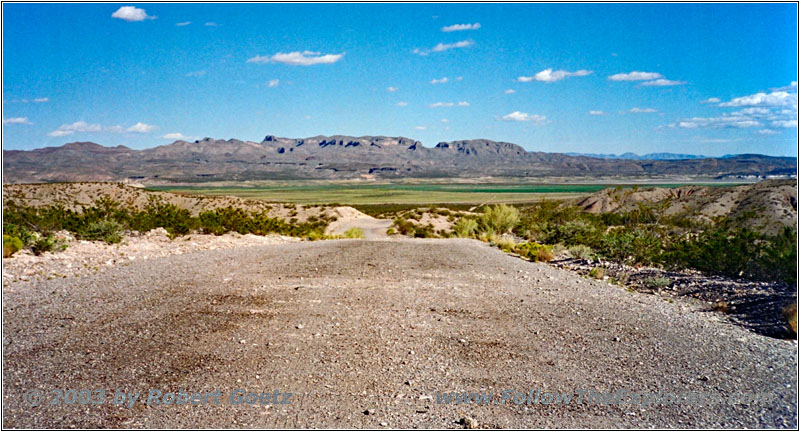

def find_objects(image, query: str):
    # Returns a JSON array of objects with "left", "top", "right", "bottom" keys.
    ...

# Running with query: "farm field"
[{"left": 149, "top": 181, "right": 743, "bottom": 205}]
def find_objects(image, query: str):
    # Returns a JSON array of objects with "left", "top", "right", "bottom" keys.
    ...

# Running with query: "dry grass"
[{"left": 783, "top": 303, "right": 797, "bottom": 335}]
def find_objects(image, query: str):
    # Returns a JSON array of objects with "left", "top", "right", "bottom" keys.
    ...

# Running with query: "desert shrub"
[
  {"left": 642, "top": 276, "right": 671, "bottom": 289},
  {"left": 81, "top": 219, "right": 124, "bottom": 244},
  {"left": 452, "top": 218, "right": 478, "bottom": 238},
  {"left": 783, "top": 303, "right": 797, "bottom": 335},
  {"left": 568, "top": 244, "right": 595, "bottom": 260},
  {"left": 30, "top": 235, "right": 66, "bottom": 256},
  {"left": 589, "top": 267, "right": 605, "bottom": 279},
  {"left": 712, "top": 301, "right": 730, "bottom": 314},
  {"left": 413, "top": 224, "right": 436, "bottom": 238},
  {"left": 479, "top": 204, "right": 520, "bottom": 235},
  {"left": 3, "top": 222, "right": 33, "bottom": 245},
  {"left": 493, "top": 236, "right": 517, "bottom": 252},
  {"left": 198, "top": 211, "right": 227, "bottom": 235},
  {"left": 344, "top": 227, "right": 364, "bottom": 239},
  {"left": 513, "top": 242, "right": 554, "bottom": 262},
  {"left": 600, "top": 226, "right": 664, "bottom": 265},
  {"left": 393, "top": 218, "right": 417, "bottom": 236},
  {"left": 664, "top": 226, "right": 797, "bottom": 285},
  {"left": 386, "top": 227, "right": 396, "bottom": 236},
  {"left": 757, "top": 227, "right": 797, "bottom": 285},
  {"left": 3, "top": 235, "right": 24, "bottom": 258},
  {"left": 664, "top": 227, "right": 762, "bottom": 280},
  {"left": 130, "top": 202, "right": 194, "bottom": 236},
  {"left": 546, "top": 218, "right": 602, "bottom": 246}
]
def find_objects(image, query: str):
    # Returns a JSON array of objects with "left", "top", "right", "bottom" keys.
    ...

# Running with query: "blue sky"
[{"left": 2, "top": 3, "right": 797, "bottom": 156}]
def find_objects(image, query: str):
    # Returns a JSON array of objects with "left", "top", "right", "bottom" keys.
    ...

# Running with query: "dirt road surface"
[
  {"left": 2, "top": 239, "right": 797, "bottom": 428},
  {"left": 326, "top": 212, "right": 392, "bottom": 239}
]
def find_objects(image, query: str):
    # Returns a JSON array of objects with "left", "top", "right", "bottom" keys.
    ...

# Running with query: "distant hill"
[
  {"left": 575, "top": 179, "right": 798, "bottom": 235},
  {"left": 3, "top": 136, "right": 796, "bottom": 183},
  {"left": 565, "top": 152, "right": 713, "bottom": 160}
]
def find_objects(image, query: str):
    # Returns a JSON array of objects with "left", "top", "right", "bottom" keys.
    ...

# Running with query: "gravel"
[{"left": 2, "top": 238, "right": 797, "bottom": 428}]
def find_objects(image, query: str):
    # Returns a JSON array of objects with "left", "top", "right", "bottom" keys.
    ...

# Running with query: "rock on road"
[{"left": 2, "top": 239, "right": 797, "bottom": 428}]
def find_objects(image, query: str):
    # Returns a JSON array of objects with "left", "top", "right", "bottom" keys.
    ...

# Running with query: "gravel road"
[{"left": 2, "top": 239, "right": 797, "bottom": 428}]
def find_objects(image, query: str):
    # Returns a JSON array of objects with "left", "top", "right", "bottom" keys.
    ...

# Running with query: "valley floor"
[{"left": 2, "top": 238, "right": 797, "bottom": 428}]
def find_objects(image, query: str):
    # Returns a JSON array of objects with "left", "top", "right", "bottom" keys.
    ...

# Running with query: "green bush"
[
  {"left": 479, "top": 204, "right": 520, "bottom": 235},
  {"left": 568, "top": 244, "right": 595, "bottom": 260},
  {"left": 453, "top": 217, "right": 478, "bottom": 238},
  {"left": 81, "top": 219, "right": 124, "bottom": 244},
  {"left": 3, "top": 223, "right": 33, "bottom": 245},
  {"left": 493, "top": 236, "right": 517, "bottom": 252},
  {"left": 589, "top": 267, "right": 605, "bottom": 279},
  {"left": 30, "top": 235, "right": 66, "bottom": 256},
  {"left": 343, "top": 227, "right": 364, "bottom": 239},
  {"left": 393, "top": 217, "right": 417, "bottom": 236},
  {"left": 413, "top": 224, "right": 436, "bottom": 238},
  {"left": 643, "top": 276, "right": 671, "bottom": 289},
  {"left": 3, "top": 235, "right": 24, "bottom": 258},
  {"left": 513, "top": 242, "right": 555, "bottom": 262},
  {"left": 600, "top": 227, "right": 664, "bottom": 265}
]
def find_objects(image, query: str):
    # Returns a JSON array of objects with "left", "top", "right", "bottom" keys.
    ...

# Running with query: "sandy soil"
[{"left": 2, "top": 239, "right": 796, "bottom": 428}]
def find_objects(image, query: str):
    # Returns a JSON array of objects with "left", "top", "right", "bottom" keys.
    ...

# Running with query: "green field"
[{"left": 149, "top": 181, "right": 742, "bottom": 205}]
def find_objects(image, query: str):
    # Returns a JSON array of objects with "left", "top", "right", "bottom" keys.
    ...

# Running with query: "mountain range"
[
  {"left": 3, "top": 136, "right": 796, "bottom": 183},
  {"left": 564, "top": 152, "right": 776, "bottom": 160}
]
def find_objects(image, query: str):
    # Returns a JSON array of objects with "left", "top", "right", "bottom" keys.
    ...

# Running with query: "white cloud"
[
  {"left": 162, "top": 132, "right": 188, "bottom": 140},
  {"left": 456, "top": 76, "right": 463, "bottom": 81},
  {"left": 415, "top": 126, "right": 427, "bottom": 130},
  {"left": 3, "top": 117, "right": 32, "bottom": 125},
  {"left": 441, "top": 118, "right": 449, "bottom": 123},
  {"left": 670, "top": 97, "right": 798, "bottom": 130},
  {"left": 127, "top": 122, "right": 156, "bottom": 133},
  {"left": 608, "top": 71, "right": 664, "bottom": 81},
  {"left": 105, "top": 125, "right": 125, "bottom": 133},
  {"left": 268, "top": 79, "right": 279, "bottom": 88},
  {"left": 700, "top": 97, "right": 721, "bottom": 104},
  {"left": 771, "top": 119, "right": 798, "bottom": 128},
  {"left": 185, "top": 70, "right": 206, "bottom": 77},
  {"left": 629, "top": 107, "right": 658, "bottom": 113},
  {"left": 588, "top": 110, "right": 605, "bottom": 116},
  {"left": 248, "top": 51, "right": 344, "bottom": 66},
  {"left": 533, "top": 68, "right": 592, "bottom": 83},
  {"left": 457, "top": 101, "right": 470, "bottom": 107},
  {"left": 204, "top": 22, "right": 218, "bottom": 27},
  {"left": 429, "top": 102, "right": 454, "bottom": 108},
  {"left": 758, "top": 129, "right": 780, "bottom": 135},
  {"left": 441, "top": 23, "right": 481, "bottom": 32},
  {"left": 719, "top": 90, "right": 797, "bottom": 107},
  {"left": 387, "top": 86, "right": 398, "bottom": 92},
  {"left": 771, "top": 81, "right": 797, "bottom": 92},
  {"left": 48, "top": 121, "right": 102, "bottom": 137},
  {"left": 501, "top": 111, "right": 548, "bottom": 124},
  {"left": 432, "top": 40, "right": 474, "bottom": 52},
  {"left": 640, "top": 79, "right": 686, "bottom": 86},
  {"left": 672, "top": 115, "right": 761, "bottom": 129},
  {"left": 111, "top": 6, "right": 155, "bottom": 22},
  {"left": 517, "top": 76, "right": 534, "bottom": 83},
  {"left": 396, "top": 101, "right": 408, "bottom": 107},
  {"left": 431, "top": 77, "right": 449, "bottom": 85},
  {"left": 33, "top": 97, "right": 49, "bottom": 103},
  {"left": 415, "top": 40, "right": 474, "bottom": 55},
  {"left": 504, "top": 89, "right": 516, "bottom": 94},
  {"left": 176, "top": 21, "right": 191, "bottom": 26}
]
